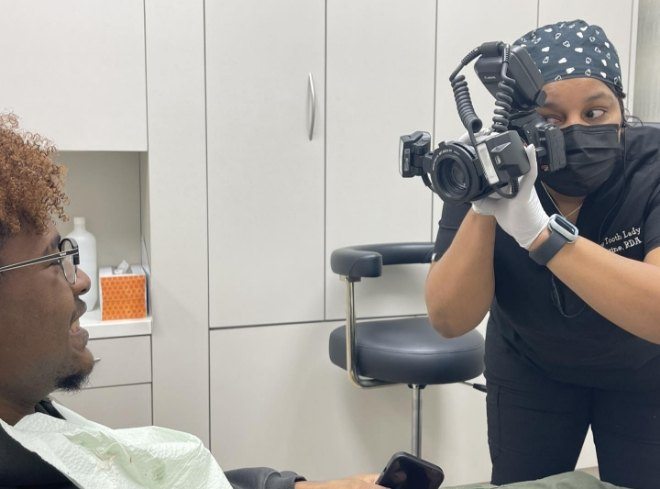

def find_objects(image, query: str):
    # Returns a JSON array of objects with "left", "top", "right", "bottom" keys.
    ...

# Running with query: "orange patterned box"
[{"left": 99, "top": 265, "right": 147, "bottom": 321}]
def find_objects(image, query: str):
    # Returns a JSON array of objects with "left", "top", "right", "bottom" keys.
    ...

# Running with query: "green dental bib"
[{"left": 0, "top": 402, "right": 232, "bottom": 489}]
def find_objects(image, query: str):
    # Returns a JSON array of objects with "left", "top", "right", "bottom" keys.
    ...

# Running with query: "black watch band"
[
  {"left": 529, "top": 215, "right": 579, "bottom": 266},
  {"left": 529, "top": 230, "right": 569, "bottom": 266}
]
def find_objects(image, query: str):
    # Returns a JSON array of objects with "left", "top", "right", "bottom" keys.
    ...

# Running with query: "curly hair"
[{"left": 0, "top": 113, "right": 68, "bottom": 246}]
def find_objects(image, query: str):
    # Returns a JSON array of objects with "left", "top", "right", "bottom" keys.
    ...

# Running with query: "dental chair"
[{"left": 329, "top": 242, "right": 485, "bottom": 457}]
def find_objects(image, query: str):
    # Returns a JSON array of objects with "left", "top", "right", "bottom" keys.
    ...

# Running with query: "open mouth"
[
  {"left": 69, "top": 302, "right": 89, "bottom": 345},
  {"left": 69, "top": 318, "right": 90, "bottom": 353},
  {"left": 71, "top": 301, "right": 87, "bottom": 325},
  {"left": 70, "top": 319, "right": 83, "bottom": 334}
]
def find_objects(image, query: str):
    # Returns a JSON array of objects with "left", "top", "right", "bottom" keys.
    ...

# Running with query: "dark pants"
[{"left": 485, "top": 333, "right": 660, "bottom": 489}]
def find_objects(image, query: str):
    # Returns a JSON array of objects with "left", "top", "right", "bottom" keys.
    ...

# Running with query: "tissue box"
[{"left": 99, "top": 265, "right": 147, "bottom": 321}]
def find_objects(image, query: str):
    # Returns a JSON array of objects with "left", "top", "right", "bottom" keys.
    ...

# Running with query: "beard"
[
  {"left": 55, "top": 369, "right": 91, "bottom": 391},
  {"left": 53, "top": 344, "right": 96, "bottom": 392}
]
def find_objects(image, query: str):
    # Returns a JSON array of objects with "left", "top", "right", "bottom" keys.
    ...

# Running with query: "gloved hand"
[
  {"left": 457, "top": 129, "right": 488, "bottom": 145},
  {"left": 472, "top": 144, "right": 550, "bottom": 249}
]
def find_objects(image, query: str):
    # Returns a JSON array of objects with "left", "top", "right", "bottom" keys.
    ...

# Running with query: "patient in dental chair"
[{"left": 0, "top": 114, "right": 382, "bottom": 489}]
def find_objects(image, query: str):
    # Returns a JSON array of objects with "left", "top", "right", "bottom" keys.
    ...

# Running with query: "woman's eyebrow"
[
  {"left": 541, "top": 91, "right": 613, "bottom": 111},
  {"left": 540, "top": 101, "right": 561, "bottom": 110},
  {"left": 583, "top": 91, "right": 612, "bottom": 103}
]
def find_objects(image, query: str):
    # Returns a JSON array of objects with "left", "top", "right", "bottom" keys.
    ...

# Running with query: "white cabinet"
[
  {"left": 53, "top": 384, "right": 152, "bottom": 429},
  {"left": 52, "top": 336, "right": 152, "bottom": 429},
  {"left": 210, "top": 323, "right": 415, "bottom": 480},
  {"left": 206, "top": 0, "right": 325, "bottom": 328},
  {"left": 209, "top": 323, "right": 491, "bottom": 486},
  {"left": 85, "top": 336, "right": 152, "bottom": 389},
  {"left": 325, "top": 0, "right": 437, "bottom": 321},
  {"left": 145, "top": 0, "right": 209, "bottom": 444},
  {"left": 0, "top": 0, "right": 147, "bottom": 151}
]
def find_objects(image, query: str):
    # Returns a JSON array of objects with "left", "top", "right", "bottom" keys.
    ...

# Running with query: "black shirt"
[{"left": 433, "top": 125, "right": 660, "bottom": 388}]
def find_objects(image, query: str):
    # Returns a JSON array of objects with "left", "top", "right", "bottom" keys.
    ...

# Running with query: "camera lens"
[
  {"left": 430, "top": 143, "right": 483, "bottom": 203},
  {"left": 446, "top": 162, "right": 468, "bottom": 191}
]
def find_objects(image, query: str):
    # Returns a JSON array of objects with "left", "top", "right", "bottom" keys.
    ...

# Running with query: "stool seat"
[{"left": 329, "top": 317, "right": 484, "bottom": 385}]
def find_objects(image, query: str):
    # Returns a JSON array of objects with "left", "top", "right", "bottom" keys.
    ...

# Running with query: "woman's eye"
[
  {"left": 585, "top": 108, "right": 606, "bottom": 119},
  {"left": 544, "top": 115, "right": 561, "bottom": 125}
]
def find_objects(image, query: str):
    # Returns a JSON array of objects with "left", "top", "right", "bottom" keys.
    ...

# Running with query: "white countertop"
[{"left": 80, "top": 309, "right": 152, "bottom": 339}]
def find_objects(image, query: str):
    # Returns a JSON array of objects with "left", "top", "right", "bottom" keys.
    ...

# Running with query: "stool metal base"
[{"left": 410, "top": 384, "right": 425, "bottom": 457}]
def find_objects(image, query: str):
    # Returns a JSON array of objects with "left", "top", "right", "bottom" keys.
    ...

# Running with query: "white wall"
[
  {"left": 57, "top": 152, "right": 142, "bottom": 267},
  {"left": 633, "top": 0, "right": 660, "bottom": 121}
]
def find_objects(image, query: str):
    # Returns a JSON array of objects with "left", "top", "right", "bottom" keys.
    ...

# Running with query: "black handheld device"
[{"left": 376, "top": 452, "right": 445, "bottom": 489}]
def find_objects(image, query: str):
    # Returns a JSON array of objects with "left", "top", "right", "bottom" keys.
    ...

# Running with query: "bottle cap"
[{"left": 73, "top": 217, "right": 86, "bottom": 228}]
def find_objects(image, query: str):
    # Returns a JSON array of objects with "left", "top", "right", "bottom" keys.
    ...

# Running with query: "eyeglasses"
[{"left": 0, "top": 238, "right": 80, "bottom": 285}]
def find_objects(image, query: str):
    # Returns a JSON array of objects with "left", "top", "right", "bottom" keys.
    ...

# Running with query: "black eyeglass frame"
[{"left": 0, "top": 238, "right": 80, "bottom": 284}]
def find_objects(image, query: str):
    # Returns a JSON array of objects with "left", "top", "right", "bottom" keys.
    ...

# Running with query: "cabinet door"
[
  {"left": 52, "top": 384, "right": 152, "bottom": 429},
  {"left": 539, "top": 0, "right": 636, "bottom": 108},
  {"left": 0, "top": 0, "right": 147, "bottom": 151},
  {"left": 206, "top": 0, "right": 325, "bottom": 328},
  {"left": 325, "top": 0, "right": 436, "bottom": 321},
  {"left": 86, "top": 336, "right": 151, "bottom": 389},
  {"left": 432, "top": 0, "right": 538, "bottom": 240},
  {"left": 210, "top": 324, "right": 413, "bottom": 480},
  {"left": 210, "top": 324, "right": 491, "bottom": 485}
]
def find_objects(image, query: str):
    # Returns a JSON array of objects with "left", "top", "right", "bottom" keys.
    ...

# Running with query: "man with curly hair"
[
  {"left": 0, "top": 114, "right": 94, "bottom": 408},
  {"left": 0, "top": 114, "right": 383, "bottom": 489}
]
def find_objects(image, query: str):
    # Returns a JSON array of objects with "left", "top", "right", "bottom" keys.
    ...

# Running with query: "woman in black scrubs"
[{"left": 426, "top": 19, "right": 660, "bottom": 489}]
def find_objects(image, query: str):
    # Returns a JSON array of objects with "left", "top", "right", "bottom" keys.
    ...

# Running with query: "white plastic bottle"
[{"left": 66, "top": 217, "right": 98, "bottom": 311}]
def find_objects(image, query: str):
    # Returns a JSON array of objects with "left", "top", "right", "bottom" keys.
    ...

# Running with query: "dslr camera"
[{"left": 400, "top": 42, "right": 566, "bottom": 203}]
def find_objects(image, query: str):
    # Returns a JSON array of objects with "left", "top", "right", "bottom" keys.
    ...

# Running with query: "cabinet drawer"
[
  {"left": 52, "top": 384, "right": 152, "bottom": 429},
  {"left": 86, "top": 336, "right": 151, "bottom": 389}
]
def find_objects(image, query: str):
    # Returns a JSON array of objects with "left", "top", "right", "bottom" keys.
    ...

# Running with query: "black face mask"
[{"left": 540, "top": 123, "right": 622, "bottom": 197}]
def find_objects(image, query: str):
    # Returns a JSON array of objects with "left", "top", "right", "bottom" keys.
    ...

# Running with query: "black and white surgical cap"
[{"left": 513, "top": 19, "right": 624, "bottom": 95}]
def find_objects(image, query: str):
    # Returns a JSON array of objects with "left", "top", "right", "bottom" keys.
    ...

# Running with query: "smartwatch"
[{"left": 529, "top": 214, "right": 579, "bottom": 266}]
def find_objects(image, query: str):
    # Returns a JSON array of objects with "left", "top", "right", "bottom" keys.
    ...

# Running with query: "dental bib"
[{"left": 0, "top": 402, "right": 232, "bottom": 489}]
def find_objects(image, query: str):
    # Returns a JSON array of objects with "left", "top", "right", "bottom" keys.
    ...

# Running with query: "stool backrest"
[{"left": 330, "top": 242, "right": 434, "bottom": 281}]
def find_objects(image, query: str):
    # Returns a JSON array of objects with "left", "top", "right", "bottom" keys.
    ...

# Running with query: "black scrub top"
[{"left": 433, "top": 125, "right": 660, "bottom": 389}]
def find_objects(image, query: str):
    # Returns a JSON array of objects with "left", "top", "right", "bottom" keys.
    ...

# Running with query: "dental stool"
[{"left": 329, "top": 243, "right": 484, "bottom": 457}]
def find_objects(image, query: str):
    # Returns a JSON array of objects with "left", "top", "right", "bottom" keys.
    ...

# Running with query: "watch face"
[
  {"left": 555, "top": 217, "right": 576, "bottom": 233},
  {"left": 550, "top": 214, "right": 578, "bottom": 241}
]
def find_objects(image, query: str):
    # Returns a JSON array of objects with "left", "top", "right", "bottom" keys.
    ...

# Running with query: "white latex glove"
[
  {"left": 472, "top": 144, "right": 550, "bottom": 249},
  {"left": 457, "top": 129, "right": 490, "bottom": 145}
]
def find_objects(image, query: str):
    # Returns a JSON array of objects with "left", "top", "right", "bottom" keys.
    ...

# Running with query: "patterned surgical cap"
[{"left": 513, "top": 19, "right": 624, "bottom": 95}]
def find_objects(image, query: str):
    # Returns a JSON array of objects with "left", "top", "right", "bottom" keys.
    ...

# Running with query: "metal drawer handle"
[{"left": 308, "top": 73, "right": 316, "bottom": 141}]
